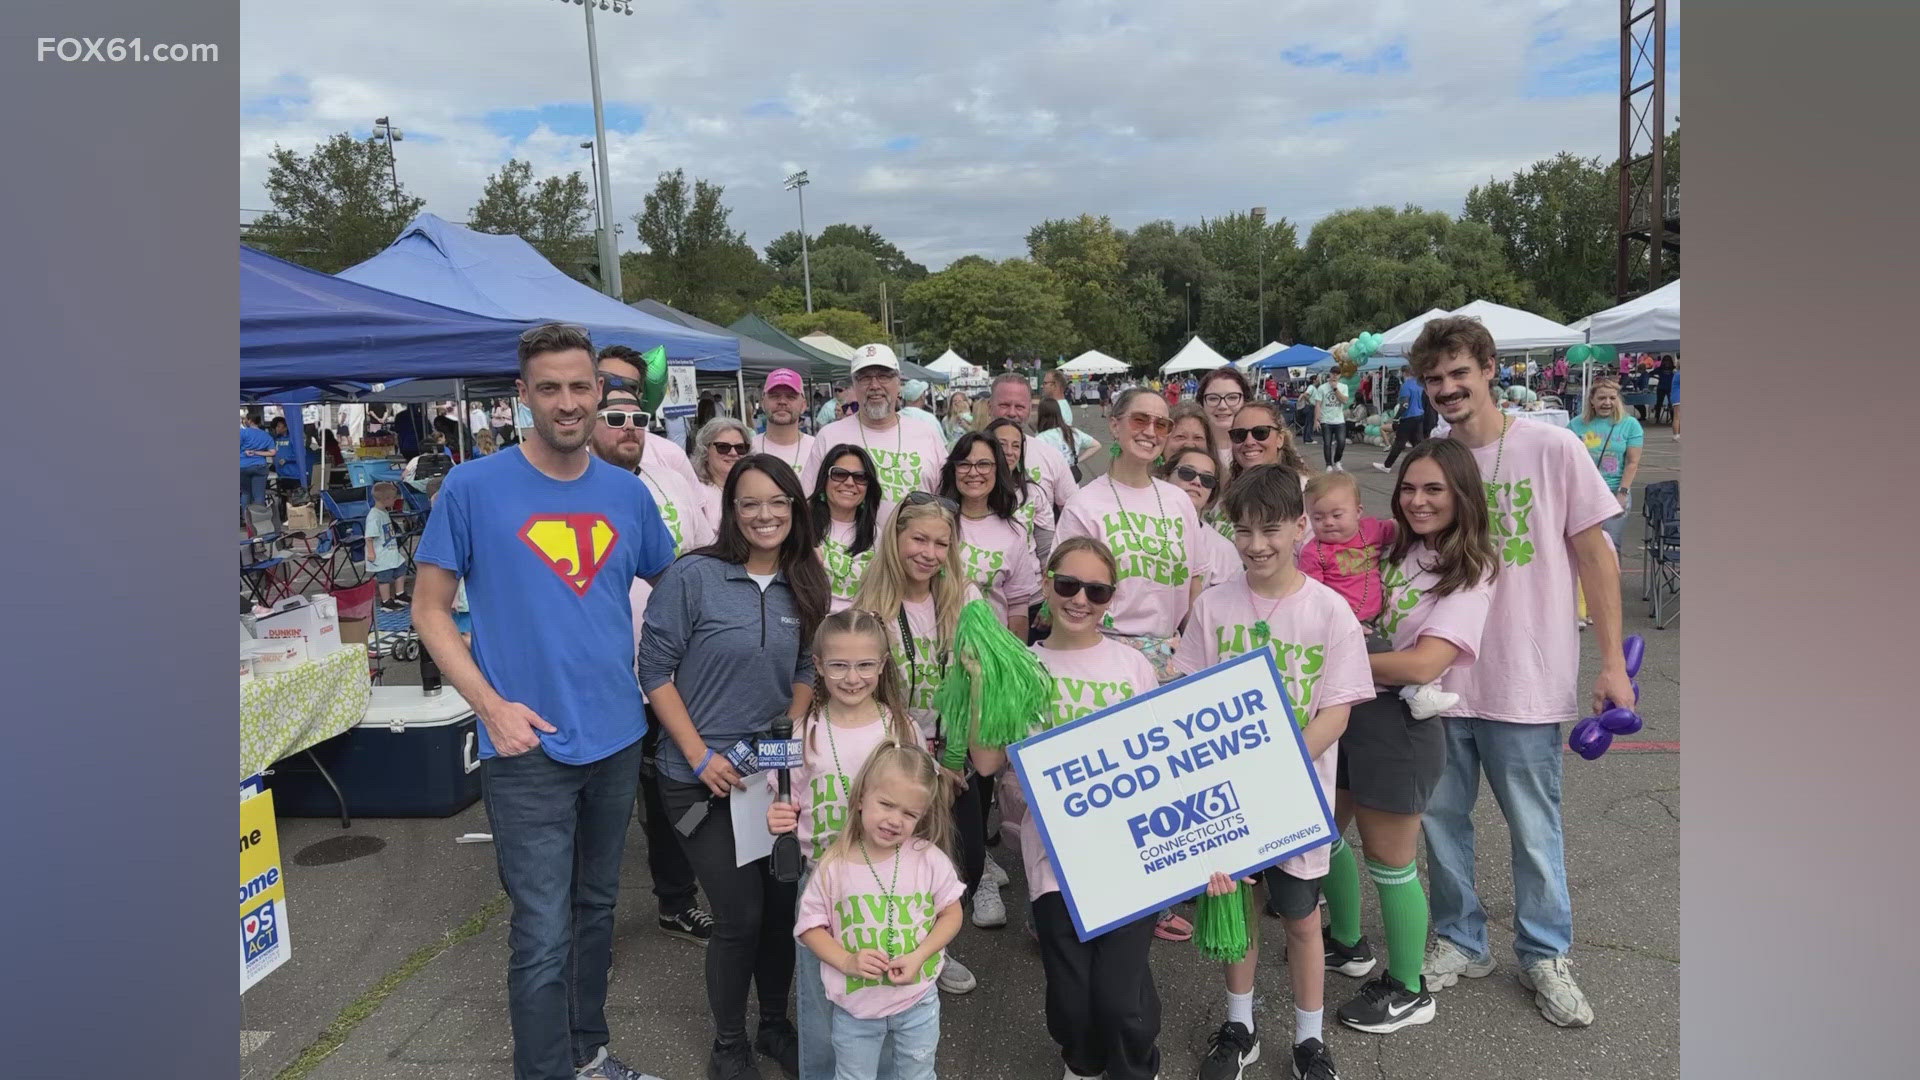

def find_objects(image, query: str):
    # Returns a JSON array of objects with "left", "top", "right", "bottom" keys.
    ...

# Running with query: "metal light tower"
[
  {"left": 1250, "top": 206, "right": 1268, "bottom": 346},
  {"left": 785, "top": 170, "right": 814, "bottom": 313},
  {"left": 544, "top": 0, "right": 632, "bottom": 299},
  {"left": 372, "top": 116, "right": 402, "bottom": 205},
  {"left": 1616, "top": 0, "right": 1674, "bottom": 302}
]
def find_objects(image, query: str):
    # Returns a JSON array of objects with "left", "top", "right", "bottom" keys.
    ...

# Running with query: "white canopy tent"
[
  {"left": 1587, "top": 280, "right": 1680, "bottom": 351},
  {"left": 1237, "top": 341, "right": 1289, "bottom": 372},
  {"left": 926, "top": 348, "right": 990, "bottom": 385},
  {"left": 1059, "top": 349, "right": 1130, "bottom": 375},
  {"left": 1447, "top": 299, "right": 1583, "bottom": 353},
  {"left": 1160, "top": 336, "right": 1233, "bottom": 374},
  {"left": 799, "top": 332, "right": 857, "bottom": 360},
  {"left": 1374, "top": 308, "right": 1452, "bottom": 357}
]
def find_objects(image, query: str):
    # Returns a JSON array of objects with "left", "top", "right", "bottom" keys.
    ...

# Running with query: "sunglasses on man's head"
[
  {"left": 597, "top": 409, "right": 650, "bottom": 428},
  {"left": 827, "top": 466, "right": 870, "bottom": 486},
  {"left": 1228, "top": 425, "right": 1278, "bottom": 443},
  {"left": 1121, "top": 412, "right": 1173, "bottom": 435},
  {"left": 1047, "top": 572, "right": 1115, "bottom": 605},
  {"left": 709, "top": 440, "right": 749, "bottom": 456},
  {"left": 1172, "top": 465, "right": 1218, "bottom": 490}
]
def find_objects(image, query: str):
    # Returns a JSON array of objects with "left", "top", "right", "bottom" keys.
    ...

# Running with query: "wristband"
[{"left": 695, "top": 749, "right": 715, "bottom": 776}]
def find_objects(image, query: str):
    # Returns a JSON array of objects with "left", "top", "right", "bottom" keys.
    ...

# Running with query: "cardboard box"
[
  {"left": 254, "top": 595, "right": 342, "bottom": 657},
  {"left": 249, "top": 639, "right": 307, "bottom": 675},
  {"left": 283, "top": 503, "right": 320, "bottom": 532},
  {"left": 338, "top": 616, "right": 370, "bottom": 647}
]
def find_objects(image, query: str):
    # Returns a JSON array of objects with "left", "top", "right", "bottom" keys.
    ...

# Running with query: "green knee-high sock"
[
  {"left": 1368, "top": 858, "right": 1429, "bottom": 993},
  {"left": 1323, "top": 838, "right": 1363, "bottom": 948}
]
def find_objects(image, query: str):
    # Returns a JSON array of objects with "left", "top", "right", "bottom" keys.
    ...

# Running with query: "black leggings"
[
  {"left": 1033, "top": 893, "right": 1161, "bottom": 1080},
  {"left": 952, "top": 772, "right": 988, "bottom": 892},
  {"left": 638, "top": 720, "right": 700, "bottom": 917},
  {"left": 660, "top": 779, "right": 796, "bottom": 1045},
  {"left": 1321, "top": 421, "right": 1347, "bottom": 467},
  {"left": 1382, "top": 416, "right": 1422, "bottom": 469}
]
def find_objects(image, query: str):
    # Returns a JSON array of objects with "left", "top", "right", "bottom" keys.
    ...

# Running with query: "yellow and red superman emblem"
[{"left": 518, "top": 515, "right": 619, "bottom": 596}]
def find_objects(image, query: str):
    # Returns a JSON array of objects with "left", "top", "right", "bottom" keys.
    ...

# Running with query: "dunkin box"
[{"left": 267, "top": 685, "right": 481, "bottom": 818}]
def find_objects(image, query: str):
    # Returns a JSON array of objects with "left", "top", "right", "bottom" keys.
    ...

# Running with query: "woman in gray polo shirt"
[{"left": 638, "top": 454, "right": 830, "bottom": 1080}]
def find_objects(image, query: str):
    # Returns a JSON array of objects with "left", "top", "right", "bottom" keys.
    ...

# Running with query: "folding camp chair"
[
  {"left": 241, "top": 535, "right": 293, "bottom": 608},
  {"left": 1641, "top": 480, "right": 1679, "bottom": 628}
]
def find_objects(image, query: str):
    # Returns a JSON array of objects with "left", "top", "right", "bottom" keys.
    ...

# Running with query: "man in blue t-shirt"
[
  {"left": 413, "top": 323, "right": 676, "bottom": 1080},
  {"left": 1377, "top": 365, "right": 1428, "bottom": 472},
  {"left": 240, "top": 414, "right": 276, "bottom": 507}
]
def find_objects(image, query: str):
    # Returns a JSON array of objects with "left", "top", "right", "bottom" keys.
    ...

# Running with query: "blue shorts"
[{"left": 374, "top": 567, "right": 406, "bottom": 585}]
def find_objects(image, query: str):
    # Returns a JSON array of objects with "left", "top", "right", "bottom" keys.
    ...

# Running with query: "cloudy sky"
[{"left": 240, "top": 0, "right": 1680, "bottom": 270}]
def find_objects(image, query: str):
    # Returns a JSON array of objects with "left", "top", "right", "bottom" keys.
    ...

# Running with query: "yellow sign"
[{"left": 240, "top": 789, "right": 292, "bottom": 992}]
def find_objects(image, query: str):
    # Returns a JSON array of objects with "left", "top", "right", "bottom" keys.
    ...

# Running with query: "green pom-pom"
[
  {"left": 933, "top": 600, "right": 1052, "bottom": 758},
  {"left": 1193, "top": 884, "right": 1252, "bottom": 962},
  {"left": 640, "top": 345, "right": 669, "bottom": 415}
]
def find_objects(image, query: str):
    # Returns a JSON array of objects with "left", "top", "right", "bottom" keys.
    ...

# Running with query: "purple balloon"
[
  {"left": 1568, "top": 718, "right": 1613, "bottom": 760},
  {"left": 1598, "top": 707, "right": 1642, "bottom": 736},
  {"left": 1623, "top": 634, "right": 1645, "bottom": 678}
]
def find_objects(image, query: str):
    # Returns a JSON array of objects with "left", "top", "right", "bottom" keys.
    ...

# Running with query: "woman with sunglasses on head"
[
  {"left": 693, "top": 417, "right": 754, "bottom": 533},
  {"left": 1162, "top": 447, "right": 1241, "bottom": 591},
  {"left": 850, "top": 494, "right": 990, "bottom": 995},
  {"left": 971, "top": 536, "right": 1166, "bottom": 1080},
  {"left": 983, "top": 417, "right": 1054, "bottom": 562},
  {"left": 1199, "top": 367, "right": 1255, "bottom": 473},
  {"left": 809, "top": 444, "right": 890, "bottom": 615},
  {"left": 1054, "top": 387, "right": 1205, "bottom": 685},
  {"left": 636, "top": 454, "right": 830, "bottom": 1080}
]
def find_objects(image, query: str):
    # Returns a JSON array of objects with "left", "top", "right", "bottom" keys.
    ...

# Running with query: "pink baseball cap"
[{"left": 764, "top": 368, "right": 803, "bottom": 394}]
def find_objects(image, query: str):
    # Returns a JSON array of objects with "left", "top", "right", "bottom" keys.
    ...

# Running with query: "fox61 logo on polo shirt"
[{"left": 242, "top": 898, "right": 280, "bottom": 963}]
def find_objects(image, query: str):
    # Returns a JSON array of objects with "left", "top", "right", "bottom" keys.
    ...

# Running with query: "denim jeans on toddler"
[{"left": 828, "top": 991, "right": 940, "bottom": 1080}]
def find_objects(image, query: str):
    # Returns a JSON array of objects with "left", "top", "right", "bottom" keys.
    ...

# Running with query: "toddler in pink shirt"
[{"left": 1300, "top": 471, "right": 1459, "bottom": 719}]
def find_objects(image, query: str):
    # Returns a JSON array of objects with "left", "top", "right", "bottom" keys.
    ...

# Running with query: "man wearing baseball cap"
[
  {"left": 750, "top": 368, "right": 816, "bottom": 477},
  {"left": 898, "top": 378, "right": 947, "bottom": 447},
  {"left": 801, "top": 343, "right": 945, "bottom": 503}
]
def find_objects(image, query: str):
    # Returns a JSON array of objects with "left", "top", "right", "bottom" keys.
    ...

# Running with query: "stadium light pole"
[
  {"left": 1250, "top": 206, "right": 1267, "bottom": 346},
  {"left": 372, "top": 117, "right": 403, "bottom": 206},
  {"left": 544, "top": 0, "right": 632, "bottom": 298},
  {"left": 785, "top": 170, "right": 814, "bottom": 313}
]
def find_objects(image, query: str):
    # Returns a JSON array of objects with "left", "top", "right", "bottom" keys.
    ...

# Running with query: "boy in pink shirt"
[
  {"left": 1299, "top": 470, "right": 1459, "bottom": 720},
  {"left": 1174, "top": 465, "right": 1375, "bottom": 1080}
]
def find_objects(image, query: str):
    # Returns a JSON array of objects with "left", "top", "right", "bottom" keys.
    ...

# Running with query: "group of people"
[{"left": 409, "top": 315, "right": 1634, "bottom": 1080}]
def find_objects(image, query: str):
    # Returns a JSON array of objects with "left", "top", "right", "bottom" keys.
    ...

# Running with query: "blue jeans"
[
  {"left": 829, "top": 991, "right": 940, "bottom": 1080},
  {"left": 1601, "top": 487, "right": 1633, "bottom": 550},
  {"left": 1421, "top": 718, "right": 1572, "bottom": 967},
  {"left": 483, "top": 739, "right": 645, "bottom": 1080},
  {"left": 241, "top": 464, "right": 269, "bottom": 506}
]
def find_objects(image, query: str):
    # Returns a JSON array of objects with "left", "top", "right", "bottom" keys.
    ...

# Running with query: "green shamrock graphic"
[{"left": 1502, "top": 538, "right": 1535, "bottom": 566}]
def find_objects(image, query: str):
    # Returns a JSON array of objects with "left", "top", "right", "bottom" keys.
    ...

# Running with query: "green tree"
[
  {"left": 1026, "top": 213, "right": 1149, "bottom": 360},
  {"left": 1123, "top": 220, "right": 1217, "bottom": 358},
  {"left": 817, "top": 223, "right": 928, "bottom": 280},
  {"left": 764, "top": 229, "right": 807, "bottom": 273},
  {"left": 1462, "top": 152, "right": 1616, "bottom": 321},
  {"left": 901, "top": 258, "right": 1077, "bottom": 365},
  {"left": 773, "top": 308, "right": 892, "bottom": 346},
  {"left": 246, "top": 133, "right": 425, "bottom": 273},
  {"left": 1186, "top": 211, "right": 1300, "bottom": 357},
  {"left": 628, "top": 169, "right": 774, "bottom": 321},
  {"left": 468, "top": 158, "right": 596, "bottom": 283}
]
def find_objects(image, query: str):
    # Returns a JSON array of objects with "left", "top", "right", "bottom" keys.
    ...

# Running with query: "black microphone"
[{"left": 765, "top": 717, "right": 804, "bottom": 883}]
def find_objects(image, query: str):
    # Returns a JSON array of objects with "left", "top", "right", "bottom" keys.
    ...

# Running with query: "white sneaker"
[
  {"left": 971, "top": 882, "right": 1008, "bottom": 928},
  {"left": 1422, "top": 937, "right": 1495, "bottom": 990},
  {"left": 938, "top": 952, "right": 978, "bottom": 994},
  {"left": 1399, "top": 684, "right": 1459, "bottom": 721},
  {"left": 1062, "top": 1069, "right": 1102, "bottom": 1080},
  {"left": 1518, "top": 956, "right": 1594, "bottom": 1027},
  {"left": 983, "top": 855, "right": 1010, "bottom": 888},
  {"left": 1373, "top": 462, "right": 1390, "bottom": 472}
]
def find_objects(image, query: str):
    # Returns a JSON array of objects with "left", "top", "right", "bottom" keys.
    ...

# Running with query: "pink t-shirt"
[
  {"left": 1172, "top": 576, "right": 1373, "bottom": 880},
  {"left": 887, "top": 589, "right": 978, "bottom": 744},
  {"left": 1442, "top": 418, "right": 1619, "bottom": 724},
  {"left": 1023, "top": 436, "right": 1081, "bottom": 514},
  {"left": 694, "top": 479, "right": 724, "bottom": 535},
  {"left": 805, "top": 416, "right": 944, "bottom": 505},
  {"left": 753, "top": 431, "right": 816, "bottom": 482},
  {"left": 787, "top": 709, "right": 901, "bottom": 862},
  {"left": 1016, "top": 480, "right": 1054, "bottom": 543},
  {"left": 1298, "top": 517, "right": 1395, "bottom": 624},
  {"left": 1016, "top": 638, "right": 1158, "bottom": 900},
  {"left": 794, "top": 839, "right": 965, "bottom": 1020},
  {"left": 1195, "top": 525, "right": 1243, "bottom": 590},
  {"left": 641, "top": 432, "right": 703, "bottom": 494},
  {"left": 957, "top": 512, "right": 1041, "bottom": 621},
  {"left": 1054, "top": 476, "right": 1202, "bottom": 638},
  {"left": 820, "top": 512, "right": 885, "bottom": 613},
  {"left": 1377, "top": 542, "right": 1494, "bottom": 686}
]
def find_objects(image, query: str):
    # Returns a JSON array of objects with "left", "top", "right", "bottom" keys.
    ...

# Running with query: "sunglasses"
[
  {"left": 1047, "top": 572, "right": 1116, "bottom": 605},
  {"left": 597, "top": 409, "right": 651, "bottom": 428},
  {"left": 1172, "top": 465, "right": 1218, "bottom": 490},
  {"left": 903, "top": 491, "right": 960, "bottom": 515},
  {"left": 827, "top": 466, "right": 870, "bottom": 486},
  {"left": 1120, "top": 412, "right": 1174, "bottom": 436},
  {"left": 1228, "top": 425, "right": 1278, "bottom": 443},
  {"left": 709, "top": 440, "right": 749, "bottom": 456}
]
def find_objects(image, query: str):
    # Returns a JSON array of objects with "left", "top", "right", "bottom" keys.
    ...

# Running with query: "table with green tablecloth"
[{"left": 241, "top": 644, "right": 369, "bottom": 782}]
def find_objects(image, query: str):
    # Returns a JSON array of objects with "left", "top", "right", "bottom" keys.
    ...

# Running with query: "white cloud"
[{"left": 240, "top": 0, "right": 1680, "bottom": 269}]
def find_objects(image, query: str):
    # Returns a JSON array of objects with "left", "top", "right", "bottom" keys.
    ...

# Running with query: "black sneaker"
[
  {"left": 1337, "top": 973, "right": 1436, "bottom": 1034},
  {"left": 659, "top": 907, "right": 714, "bottom": 946},
  {"left": 1322, "top": 927, "right": 1378, "bottom": 978},
  {"left": 1198, "top": 1020, "right": 1260, "bottom": 1080},
  {"left": 753, "top": 1018, "right": 799, "bottom": 1080},
  {"left": 706, "top": 1039, "right": 759, "bottom": 1080},
  {"left": 1291, "top": 1038, "right": 1339, "bottom": 1080}
]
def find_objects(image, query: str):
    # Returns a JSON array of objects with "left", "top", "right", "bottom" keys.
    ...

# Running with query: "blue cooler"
[{"left": 270, "top": 685, "right": 481, "bottom": 818}]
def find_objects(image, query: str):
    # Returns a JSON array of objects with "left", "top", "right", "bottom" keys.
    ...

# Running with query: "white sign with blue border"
[{"left": 1009, "top": 648, "right": 1337, "bottom": 941}]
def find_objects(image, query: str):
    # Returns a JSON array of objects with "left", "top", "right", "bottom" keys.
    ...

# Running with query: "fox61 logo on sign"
[{"left": 242, "top": 898, "right": 280, "bottom": 963}]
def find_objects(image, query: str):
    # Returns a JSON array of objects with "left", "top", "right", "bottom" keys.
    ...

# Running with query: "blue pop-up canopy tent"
[
  {"left": 339, "top": 213, "right": 739, "bottom": 373},
  {"left": 1254, "top": 343, "right": 1334, "bottom": 372}
]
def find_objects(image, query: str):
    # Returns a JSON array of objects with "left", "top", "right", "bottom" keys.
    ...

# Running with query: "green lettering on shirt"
[
  {"left": 834, "top": 887, "right": 942, "bottom": 992},
  {"left": 1211, "top": 625, "right": 1324, "bottom": 728},
  {"left": 1098, "top": 510, "right": 1189, "bottom": 587}
]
